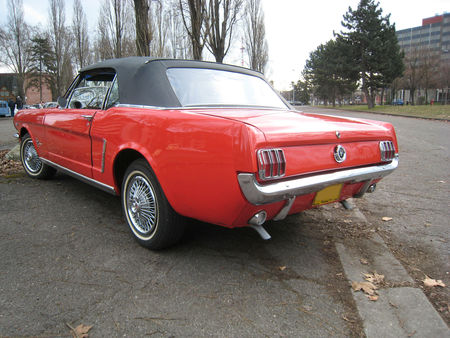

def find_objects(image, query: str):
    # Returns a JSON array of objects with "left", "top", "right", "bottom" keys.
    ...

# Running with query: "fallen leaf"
[
  {"left": 342, "top": 314, "right": 356, "bottom": 323},
  {"left": 364, "top": 272, "right": 385, "bottom": 285},
  {"left": 279, "top": 266, "right": 286, "bottom": 271},
  {"left": 301, "top": 305, "right": 313, "bottom": 312},
  {"left": 360, "top": 258, "right": 369, "bottom": 265},
  {"left": 351, "top": 281, "right": 378, "bottom": 296},
  {"left": 423, "top": 276, "right": 446, "bottom": 288},
  {"left": 382, "top": 217, "right": 393, "bottom": 222},
  {"left": 368, "top": 295, "right": 378, "bottom": 301},
  {"left": 437, "top": 180, "right": 445, "bottom": 183},
  {"left": 343, "top": 219, "right": 352, "bottom": 224},
  {"left": 67, "top": 323, "right": 93, "bottom": 338}
]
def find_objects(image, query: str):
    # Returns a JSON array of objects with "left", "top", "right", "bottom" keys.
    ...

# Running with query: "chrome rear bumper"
[{"left": 238, "top": 155, "right": 398, "bottom": 206}]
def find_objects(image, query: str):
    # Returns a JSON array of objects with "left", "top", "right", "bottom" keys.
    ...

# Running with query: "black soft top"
[{"left": 79, "top": 57, "right": 266, "bottom": 108}]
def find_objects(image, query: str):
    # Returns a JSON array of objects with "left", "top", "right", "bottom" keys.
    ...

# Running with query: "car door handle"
[{"left": 81, "top": 115, "right": 93, "bottom": 121}]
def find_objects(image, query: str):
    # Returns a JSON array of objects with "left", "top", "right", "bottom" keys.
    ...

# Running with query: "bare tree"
[
  {"left": 133, "top": 0, "right": 151, "bottom": 56},
  {"left": 438, "top": 62, "right": 450, "bottom": 104},
  {"left": 150, "top": 0, "right": 171, "bottom": 57},
  {"left": 204, "top": 0, "right": 243, "bottom": 63},
  {"left": 420, "top": 48, "right": 439, "bottom": 104},
  {"left": 0, "top": 0, "right": 32, "bottom": 98},
  {"left": 168, "top": 0, "right": 191, "bottom": 59},
  {"left": 402, "top": 48, "right": 422, "bottom": 105},
  {"left": 179, "top": 0, "right": 207, "bottom": 60},
  {"left": 95, "top": 11, "right": 114, "bottom": 60},
  {"left": 243, "top": 0, "right": 268, "bottom": 73},
  {"left": 72, "top": 0, "right": 90, "bottom": 69},
  {"left": 98, "top": 0, "right": 135, "bottom": 59},
  {"left": 48, "top": 0, "right": 72, "bottom": 98},
  {"left": 109, "top": 0, "right": 125, "bottom": 58}
]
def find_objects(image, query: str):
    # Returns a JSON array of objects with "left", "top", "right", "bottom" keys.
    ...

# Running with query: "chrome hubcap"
[
  {"left": 23, "top": 140, "right": 42, "bottom": 173},
  {"left": 126, "top": 175, "right": 157, "bottom": 236}
]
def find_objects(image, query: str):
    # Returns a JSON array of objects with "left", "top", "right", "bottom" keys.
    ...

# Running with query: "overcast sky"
[{"left": 0, "top": 0, "right": 448, "bottom": 90}]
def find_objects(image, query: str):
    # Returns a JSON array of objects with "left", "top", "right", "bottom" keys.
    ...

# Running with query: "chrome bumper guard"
[{"left": 238, "top": 155, "right": 399, "bottom": 207}]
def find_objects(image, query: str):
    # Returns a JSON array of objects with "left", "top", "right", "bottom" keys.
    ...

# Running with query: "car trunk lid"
[{"left": 187, "top": 108, "right": 394, "bottom": 145}]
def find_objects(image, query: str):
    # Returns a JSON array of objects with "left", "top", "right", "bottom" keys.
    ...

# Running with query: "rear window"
[{"left": 166, "top": 68, "right": 287, "bottom": 109}]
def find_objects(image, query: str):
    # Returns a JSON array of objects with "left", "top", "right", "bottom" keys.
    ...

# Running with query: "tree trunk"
[
  {"left": 410, "top": 88, "right": 415, "bottom": 105},
  {"left": 134, "top": 0, "right": 150, "bottom": 56},
  {"left": 363, "top": 87, "right": 374, "bottom": 108},
  {"left": 380, "top": 88, "right": 385, "bottom": 106}
]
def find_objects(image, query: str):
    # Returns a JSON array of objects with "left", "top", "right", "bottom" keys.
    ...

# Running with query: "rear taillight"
[
  {"left": 257, "top": 149, "right": 286, "bottom": 180},
  {"left": 379, "top": 141, "right": 396, "bottom": 161}
]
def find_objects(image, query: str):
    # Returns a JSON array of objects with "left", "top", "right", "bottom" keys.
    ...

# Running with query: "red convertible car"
[{"left": 13, "top": 57, "right": 398, "bottom": 249}]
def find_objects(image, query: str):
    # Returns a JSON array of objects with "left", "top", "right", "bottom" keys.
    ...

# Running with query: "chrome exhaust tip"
[
  {"left": 250, "top": 224, "right": 271, "bottom": 240},
  {"left": 249, "top": 210, "right": 267, "bottom": 226},
  {"left": 248, "top": 211, "right": 271, "bottom": 240},
  {"left": 367, "top": 183, "right": 377, "bottom": 193}
]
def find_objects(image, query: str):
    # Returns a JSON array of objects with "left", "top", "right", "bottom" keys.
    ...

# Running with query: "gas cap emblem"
[
  {"left": 336, "top": 131, "right": 341, "bottom": 139},
  {"left": 334, "top": 145, "right": 346, "bottom": 163}
]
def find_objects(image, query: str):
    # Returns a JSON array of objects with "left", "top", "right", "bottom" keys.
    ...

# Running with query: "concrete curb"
[
  {"left": 334, "top": 207, "right": 449, "bottom": 337},
  {"left": 6, "top": 144, "right": 20, "bottom": 161}
]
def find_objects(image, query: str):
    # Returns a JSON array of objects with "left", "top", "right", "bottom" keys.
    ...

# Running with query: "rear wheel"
[
  {"left": 121, "top": 159, "right": 185, "bottom": 250},
  {"left": 20, "top": 134, "right": 56, "bottom": 179}
]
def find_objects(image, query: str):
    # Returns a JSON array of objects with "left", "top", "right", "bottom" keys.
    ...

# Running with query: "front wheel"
[
  {"left": 121, "top": 159, "right": 185, "bottom": 250},
  {"left": 20, "top": 134, "right": 56, "bottom": 179}
]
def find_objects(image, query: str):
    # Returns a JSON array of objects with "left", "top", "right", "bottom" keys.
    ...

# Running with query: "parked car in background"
[
  {"left": 43, "top": 102, "right": 58, "bottom": 108},
  {"left": 22, "top": 105, "right": 37, "bottom": 110},
  {"left": 0, "top": 100, "right": 10, "bottom": 117},
  {"left": 13, "top": 57, "right": 399, "bottom": 249},
  {"left": 392, "top": 99, "right": 404, "bottom": 106},
  {"left": 288, "top": 101, "right": 304, "bottom": 106}
]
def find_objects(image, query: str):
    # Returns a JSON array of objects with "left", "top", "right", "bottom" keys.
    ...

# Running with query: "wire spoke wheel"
[
  {"left": 121, "top": 159, "right": 185, "bottom": 250},
  {"left": 126, "top": 174, "right": 158, "bottom": 236},
  {"left": 23, "top": 139, "right": 43, "bottom": 174},
  {"left": 20, "top": 134, "right": 56, "bottom": 179}
]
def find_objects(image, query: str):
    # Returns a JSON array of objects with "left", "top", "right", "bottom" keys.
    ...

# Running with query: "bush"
[{"left": 417, "top": 96, "right": 426, "bottom": 105}]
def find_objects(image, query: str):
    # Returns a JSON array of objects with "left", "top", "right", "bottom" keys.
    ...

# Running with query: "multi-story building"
[{"left": 396, "top": 13, "right": 450, "bottom": 103}]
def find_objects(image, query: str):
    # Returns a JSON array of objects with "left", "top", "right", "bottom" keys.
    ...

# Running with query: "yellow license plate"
[{"left": 313, "top": 184, "right": 343, "bottom": 205}]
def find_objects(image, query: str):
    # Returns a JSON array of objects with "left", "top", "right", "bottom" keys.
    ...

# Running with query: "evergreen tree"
[
  {"left": 292, "top": 78, "right": 310, "bottom": 105},
  {"left": 304, "top": 39, "right": 358, "bottom": 106},
  {"left": 28, "top": 35, "right": 56, "bottom": 102},
  {"left": 338, "top": 0, "right": 404, "bottom": 108}
]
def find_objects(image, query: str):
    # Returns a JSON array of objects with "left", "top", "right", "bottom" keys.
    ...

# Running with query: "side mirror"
[{"left": 57, "top": 96, "right": 67, "bottom": 108}]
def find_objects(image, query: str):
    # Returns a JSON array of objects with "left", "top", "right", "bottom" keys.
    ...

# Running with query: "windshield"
[{"left": 167, "top": 68, "right": 287, "bottom": 109}]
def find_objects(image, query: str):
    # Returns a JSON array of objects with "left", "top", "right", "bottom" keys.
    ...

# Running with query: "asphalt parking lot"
[{"left": 0, "top": 110, "right": 449, "bottom": 337}]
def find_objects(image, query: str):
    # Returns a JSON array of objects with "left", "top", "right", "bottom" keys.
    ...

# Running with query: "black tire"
[
  {"left": 20, "top": 133, "right": 56, "bottom": 179},
  {"left": 121, "top": 158, "right": 185, "bottom": 250}
]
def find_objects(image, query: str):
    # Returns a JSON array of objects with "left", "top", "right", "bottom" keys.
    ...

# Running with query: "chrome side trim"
[
  {"left": 116, "top": 104, "right": 290, "bottom": 111},
  {"left": 238, "top": 155, "right": 399, "bottom": 205},
  {"left": 81, "top": 115, "right": 93, "bottom": 121},
  {"left": 101, "top": 139, "right": 107, "bottom": 173},
  {"left": 117, "top": 104, "right": 168, "bottom": 110},
  {"left": 40, "top": 158, "right": 117, "bottom": 195}
]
